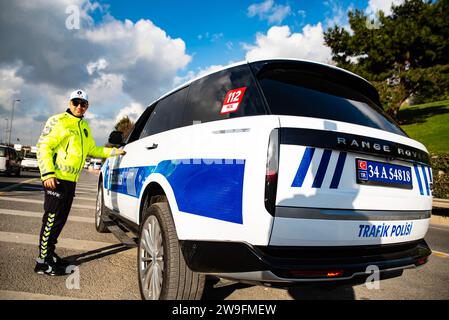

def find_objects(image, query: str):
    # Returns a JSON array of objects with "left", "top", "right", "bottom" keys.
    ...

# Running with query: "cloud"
[
  {"left": 0, "top": 0, "right": 192, "bottom": 144},
  {"left": 324, "top": 0, "right": 352, "bottom": 31},
  {"left": 366, "top": 0, "right": 404, "bottom": 17},
  {"left": 243, "top": 24, "right": 332, "bottom": 63},
  {"left": 247, "top": 0, "right": 292, "bottom": 24}
]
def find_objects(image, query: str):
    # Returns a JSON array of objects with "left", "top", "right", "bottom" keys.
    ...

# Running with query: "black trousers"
[{"left": 38, "top": 179, "right": 76, "bottom": 260}]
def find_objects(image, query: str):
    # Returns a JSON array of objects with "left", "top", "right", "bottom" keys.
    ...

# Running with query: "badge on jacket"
[{"left": 42, "top": 126, "right": 51, "bottom": 136}]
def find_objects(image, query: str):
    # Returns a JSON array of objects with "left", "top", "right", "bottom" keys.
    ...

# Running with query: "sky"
[{"left": 0, "top": 0, "right": 404, "bottom": 146}]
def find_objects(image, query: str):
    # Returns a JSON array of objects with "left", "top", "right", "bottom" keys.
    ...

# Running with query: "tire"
[
  {"left": 15, "top": 167, "right": 20, "bottom": 176},
  {"left": 138, "top": 201, "right": 205, "bottom": 300},
  {"left": 95, "top": 181, "right": 110, "bottom": 233}
]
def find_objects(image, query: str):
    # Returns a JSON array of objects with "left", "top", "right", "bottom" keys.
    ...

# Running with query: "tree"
[
  {"left": 324, "top": 0, "right": 449, "bottom": 117},
  {"left": 114, "top": 116, "right": 134, "bottom": 138}
]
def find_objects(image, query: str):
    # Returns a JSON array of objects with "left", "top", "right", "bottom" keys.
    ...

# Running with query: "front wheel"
[
  {"left": 138, "top": 201, "right": 205, "bottom": 300},
  {"left": 95, "top": 182, "right": 109, "bottom": 233}
]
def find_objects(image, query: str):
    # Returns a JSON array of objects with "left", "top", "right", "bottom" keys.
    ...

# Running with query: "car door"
[
  {"left": 103, "top": 105, "right": 154, "bottom": 213},
  {"left": 110, "top": 87, "right": 189, "bottom": 223}
]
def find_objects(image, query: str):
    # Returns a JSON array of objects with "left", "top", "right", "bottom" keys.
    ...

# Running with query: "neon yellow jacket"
[{"left": 37, "top": 110, "right": 118, "bottom": 182}]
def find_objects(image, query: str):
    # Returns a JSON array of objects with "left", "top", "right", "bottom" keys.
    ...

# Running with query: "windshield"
[
  {"left": 0, "top": 148, "right": 5, "bottom": 157},
  {"left": 25, "top": 153, "right": 37, "bottom": 159},
  {"left": 256, "top": 65, "right": 406, "bottom": 136}
]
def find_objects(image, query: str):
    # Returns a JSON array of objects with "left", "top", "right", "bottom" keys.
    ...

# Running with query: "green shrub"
[{"left": 431, "top": 153, "right": 449, "bottom": 199}]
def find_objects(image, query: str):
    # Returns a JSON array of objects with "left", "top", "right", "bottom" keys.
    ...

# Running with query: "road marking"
[
  {"left": 76, "top": 187, "right": 97, "bottom": 192},
  {"left": 0, "top": 231, "right": 135, "bottom": 255},
  {"left": 429, "top": 226, "right": 449, "bottom": 232},
  {"left": 0, "top": 178, "right": 40, "bottom": 195},
  {"left": 74, "top": 196, "right": 96, "bottom": 202},
  {"left": 0, "top": 290, "right": 80, "bottom": 300},
  {"left": 432, "top": 250, "right": 449, "bottom": 259},
  {"left": 0, "top": 196, "right": 95, "bottom": 210},
  {"left": 0, "top": 208, "right": 94, "bottom": 223}
]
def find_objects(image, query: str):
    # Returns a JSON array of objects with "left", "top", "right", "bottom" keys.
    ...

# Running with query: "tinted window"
[
  {"left": 182, "top": 64, "right": 266, "bottom": 126},
  {"left": 140, "top": 87, "right": 188, "bottom": 138},
  {"left": 126, "top": 104, "right": 155, "bottom": 144},
  {"left": 0, "top": 148, "right": 5, "bottom": 157},
  {"left": 257, "top": 65, "right": 405, "bottom": 136},
  {"left": 10, "top": 149, "right": 17, "bottom": 160}
]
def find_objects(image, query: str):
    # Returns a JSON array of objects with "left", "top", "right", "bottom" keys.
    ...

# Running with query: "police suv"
[{"left": 96, "top": 59, "right": 432, "bottom": 300}]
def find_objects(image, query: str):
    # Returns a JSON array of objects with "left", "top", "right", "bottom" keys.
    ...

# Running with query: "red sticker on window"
[{"left": 221, "top": 87, "right": 247, "bottom": 114}]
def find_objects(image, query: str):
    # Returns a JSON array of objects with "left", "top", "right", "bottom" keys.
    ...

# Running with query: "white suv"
[{"left": 96, "top": 59, "right": 432, "bottom": 300}]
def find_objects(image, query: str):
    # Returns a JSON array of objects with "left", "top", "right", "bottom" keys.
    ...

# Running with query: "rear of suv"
[
  {"left": 0, "top": 145, "right": 22, "bottom": 176},
  {"left": 96, "top": 59, "right": 432, "bottom": 300}
]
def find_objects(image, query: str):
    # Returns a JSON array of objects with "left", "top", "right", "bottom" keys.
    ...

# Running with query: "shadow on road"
[
  {"left": 288, "top": 284, "right": 356, "bottom": 300},
  {"left": 63, "top": 243, "right": 134, "bottom": 266},
  {"left": 201, "top": 277, "right": 356, "bottom": 300}
]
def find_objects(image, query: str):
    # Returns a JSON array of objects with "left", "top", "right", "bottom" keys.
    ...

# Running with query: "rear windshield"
[
  {"left": 0, "top": 148, "right": 5, "bottom": 157},
  {"left": 25, "top": 153, "right": 37, "bottom": 159},
  {"left": 256, "top": 64, "right": 405, "bottom": 136}
]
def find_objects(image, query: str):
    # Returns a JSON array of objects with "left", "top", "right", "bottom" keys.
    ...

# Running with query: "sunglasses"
[{"left": 71, "top": 99, "right": 89, "bottom": 108}]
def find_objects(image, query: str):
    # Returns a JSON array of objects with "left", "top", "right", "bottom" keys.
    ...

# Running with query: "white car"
[
  {"left": 21, "top": 153, "right": 39, "bottom": 171},
  {"left": 0, "top": 145, "right": 22, "bottom": 176},
  {"left": 96, "top": 58, "right": 432, "bottom": 300}
]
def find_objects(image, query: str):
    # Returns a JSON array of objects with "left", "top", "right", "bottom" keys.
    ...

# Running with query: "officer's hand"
[
  {"left": 116, "top": 149, "right": 126, "bottom": 156},
  {"left": 43, "top": 177, "right": 58, "bottom": 189}
]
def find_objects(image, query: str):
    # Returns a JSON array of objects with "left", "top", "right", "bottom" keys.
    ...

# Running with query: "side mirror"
[{"left": 108, "top": 131, "right": 125, "bottom": 146}]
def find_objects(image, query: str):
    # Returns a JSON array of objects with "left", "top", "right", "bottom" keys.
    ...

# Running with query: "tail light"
[
  {"left": 289, "top": 269, "right": 344, "bottom": 278},
  {"left": 265, "top": 129, "right": 279, "bottom": 216}
]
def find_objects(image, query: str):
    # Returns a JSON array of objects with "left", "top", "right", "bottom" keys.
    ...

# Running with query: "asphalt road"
[{"left": 0, "top": 171, "right": 448, "bottom": 300}]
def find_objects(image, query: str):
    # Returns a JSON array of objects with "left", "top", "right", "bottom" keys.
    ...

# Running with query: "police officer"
[{"left": 35, "top": 89, "right": 125, "bottom": 276}]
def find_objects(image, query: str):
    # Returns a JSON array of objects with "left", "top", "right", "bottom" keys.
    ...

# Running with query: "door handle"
[{"left": 146, "top": 143, "right": 158, "bottom": 150}]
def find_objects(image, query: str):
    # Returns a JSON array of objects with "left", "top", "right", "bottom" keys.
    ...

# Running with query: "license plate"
[{"left": 356, "top": 159, "right": 413, "bottom": 189}]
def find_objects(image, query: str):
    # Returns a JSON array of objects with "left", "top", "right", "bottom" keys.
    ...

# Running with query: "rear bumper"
[{"left": 180, "top": 239, "right": 431, "bottom": 284}]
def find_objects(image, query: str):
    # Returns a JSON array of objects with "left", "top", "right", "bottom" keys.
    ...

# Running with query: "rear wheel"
[
  {"left": 138, "top": 201, "right": 205, "bottom": 300},
  {"left": 95, "top": 181, "right": 109, "bottom": 233}
]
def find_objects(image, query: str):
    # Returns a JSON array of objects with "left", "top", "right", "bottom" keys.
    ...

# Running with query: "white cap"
[{"left": 69, "top": 89, "right": 88, "bottom": 102}]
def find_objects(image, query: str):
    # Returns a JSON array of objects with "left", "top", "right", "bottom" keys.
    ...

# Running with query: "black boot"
[{"left": 34, "top": 256, "right": 73, "bottom": 276}]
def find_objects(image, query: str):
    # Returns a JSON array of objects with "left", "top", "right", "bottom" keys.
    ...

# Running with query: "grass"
[{"left": 397, "top": 100, "right": 449, "bottom": 154}]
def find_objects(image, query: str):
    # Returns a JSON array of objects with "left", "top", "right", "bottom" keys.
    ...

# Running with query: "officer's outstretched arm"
[{"left": 87, "top": 136, "right": 125, "bottom": 158}]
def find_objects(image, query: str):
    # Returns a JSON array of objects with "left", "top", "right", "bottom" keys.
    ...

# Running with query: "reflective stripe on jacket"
[{"left": 37, "top": 111, "right": 117, "bottom": 182}]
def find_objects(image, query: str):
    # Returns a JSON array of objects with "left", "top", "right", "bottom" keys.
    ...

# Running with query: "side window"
[
  {"left": 140, "top": 86, "right": 188, "bottom": 139},
  {"left": 126, "top": 104, "right": 155, "bottom": 144},
  {"left": 10, "top": 149, "right": 17, "bottom": 160},
  {"left": 182, "top": 64, "right": 266, "bottom": 126}
]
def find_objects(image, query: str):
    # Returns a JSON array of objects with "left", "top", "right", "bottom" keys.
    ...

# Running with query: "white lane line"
[
  {"left": 74, "top": 197, "right": 96, "bottom": 202},
  {"left": 0, "top": 196, "right": 95, "bottom": 210},
  {"left": 76, "top": 187, "right": 97, "bottom": 192},
  {"left": 0, "top": 208, "right": 94, "bottom": 223},
  {"left": 0, "top": 290, "right": 80, "bottom": 300},
  {"left": 429, "top": 226, "right": 449, "bottom": 232},
  {"left": 0, "top": 231, "right": 126, "bottom": 253}
]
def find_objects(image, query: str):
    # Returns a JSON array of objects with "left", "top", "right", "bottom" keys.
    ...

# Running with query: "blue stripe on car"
[
  {"left": 291, "top": 147, "right": 315, "bottom": 188},
  {"left": 312, "top": 149, "right": 332, "bottom": 188},
  {"left": 330, "top": 152, "right": 347, "bottom": 189},
  {"left": 421, "top": 165, "right": 430, "bottom": 196},
  {"left": 107, "top": 159, "right": 245, "bottom": 224},
  {"left": 413, "top": 164, "right": 424, "bottom": 195}
]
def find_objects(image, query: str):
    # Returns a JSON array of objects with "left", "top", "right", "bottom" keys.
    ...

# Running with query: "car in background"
[
  {"left": 21, "top": 153, "right": 39, "bottom": 171},
  {"left": 0, "top": 145, "right": 22, "bottom": 176},
  {"left": 93, "top": 161, "right": 102, "bottom": 170}
]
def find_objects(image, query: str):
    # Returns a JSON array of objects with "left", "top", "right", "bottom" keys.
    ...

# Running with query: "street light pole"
[
  {"left": 8, "top": 99, "right": 20, "bottom": 145},
  {"left": 3, "top": 118, "right": 8, "bottom": 144}
]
